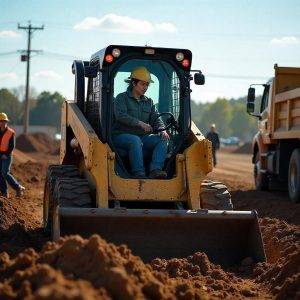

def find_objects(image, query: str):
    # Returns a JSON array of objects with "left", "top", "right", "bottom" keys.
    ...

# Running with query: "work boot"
[
  {"left": 149, "top": 169, "right": 167, "bottom": 179},
  {"left": 134, "top": 172, "right": 147, "bottom": 179},
  {"left": 16, "top": 185, "right": 25, "bottom": 197}
]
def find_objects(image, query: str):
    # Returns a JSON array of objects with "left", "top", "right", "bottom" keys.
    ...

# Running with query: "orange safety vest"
[{"left": 0, "top": 127, "right": 15, "bottom": 152}]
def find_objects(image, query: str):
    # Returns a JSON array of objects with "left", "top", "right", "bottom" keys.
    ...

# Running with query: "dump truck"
[
  {"left": 247, "top": 65, "right": 300, "bottom": 203},
  {"left": 43, "top": 45, "right": 265, "bottom": 267}
]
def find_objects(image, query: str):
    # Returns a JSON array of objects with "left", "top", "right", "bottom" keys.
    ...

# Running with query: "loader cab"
[{"left": 85, "top": 45, "right": 204, "bottom": 178}]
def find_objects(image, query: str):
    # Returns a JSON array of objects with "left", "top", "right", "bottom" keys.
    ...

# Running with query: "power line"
[
  {"left": 206, "top": 73, "right": 270, "bottom": 80},
  {"left": 42, "top": 51, "right": 85, "bottom": 60},
  {"left": 0, "top": 51, "right": 18, "bottom": 57},
  {"left": 18, "top": 21, "right": 44, "bottom": 135}
]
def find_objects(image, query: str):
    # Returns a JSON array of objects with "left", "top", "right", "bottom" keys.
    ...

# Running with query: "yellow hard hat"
[
  {"left": 127, "top": 66, "right": 154, "bottom": 83},
  {"left": 0, "top": 113, "right": 9, "bottom": 122}
]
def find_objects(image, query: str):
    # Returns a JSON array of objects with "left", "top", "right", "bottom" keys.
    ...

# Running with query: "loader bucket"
[{"left": 53, "top": 208, "right": 265, "bottom": 267}]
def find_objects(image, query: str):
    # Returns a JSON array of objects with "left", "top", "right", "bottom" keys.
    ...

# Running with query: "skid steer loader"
[{"left": 43, "top": 45, "right": 265, "bottom": 267}]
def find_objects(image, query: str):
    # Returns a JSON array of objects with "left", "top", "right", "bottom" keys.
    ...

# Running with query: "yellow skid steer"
[{"left": 43, "top": 45, "right": 265, "bottom": 267}]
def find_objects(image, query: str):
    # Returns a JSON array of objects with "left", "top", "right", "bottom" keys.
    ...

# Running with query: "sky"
[{"left": 1, "top": 0, "right": 300, "bottom": 103}]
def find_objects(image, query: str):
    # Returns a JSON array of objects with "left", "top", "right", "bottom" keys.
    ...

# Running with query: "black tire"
[
  {"left": 53, "top": 178, "right": 92, "bottom": 208},
  {"left": 200, "top": 180, "right": 233, "bottom": 210},
  {"left": 43, "top": 165, "right": 81, "bottom": 235},
  {"left": 288, "top": 149, "right": 300, "bottom": 203},
  {"left": 254, "top": 152, "right": 269, "bottom": 191}
]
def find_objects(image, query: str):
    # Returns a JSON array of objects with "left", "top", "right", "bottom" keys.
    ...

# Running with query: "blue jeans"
[
  {"left": 113, "top": 134, "right": 168, "bottom": 174},
  {"left": 0, "top": 154, "right": 21, "bottom": 194}
]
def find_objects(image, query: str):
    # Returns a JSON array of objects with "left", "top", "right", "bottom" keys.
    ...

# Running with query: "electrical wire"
[
  {"left": 206, "top": 73, "right": 270, "bottom": 80},
  {"left": 0, "top": 51, "right": 18, "bottom": 57}
]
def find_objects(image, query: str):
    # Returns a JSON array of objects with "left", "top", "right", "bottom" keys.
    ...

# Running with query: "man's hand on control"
[
  {"left": 159, "top": 130, "right": 170, "bottom": 140},
  {"left": 138, "top": 121, "right": 153, "bottom": 133}
]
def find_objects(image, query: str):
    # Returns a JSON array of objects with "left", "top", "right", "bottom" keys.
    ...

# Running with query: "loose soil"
[
  {"left": 233, "top": 143, "right": 252, "bottom": 154},
  {"left": 16, "top": 133, "right": 60, "bottom": 155},
  {"left": 0, "top": 149, "right": 299, "bottom": 299}
]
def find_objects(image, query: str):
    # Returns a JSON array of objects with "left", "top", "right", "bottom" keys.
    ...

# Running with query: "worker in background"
[
  {"left": 0, "top": 113, "right": 25, "bottom": 198},
  {"left": 113, "top": 66, "right": 169, "bottom": 179},
  {"left": 206, "top": 123, "right": 220, "bottom": 167}
]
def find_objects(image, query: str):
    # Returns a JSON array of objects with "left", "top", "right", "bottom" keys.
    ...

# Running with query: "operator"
[
  {"left": 206, "top": 123, "right": 220, "bottom": 167},
  {"left": 0, "top": 113, "right": 25, "bottom": 198},
  {"left": 113, "top": 66, "right": 169, "bottom": 179}
]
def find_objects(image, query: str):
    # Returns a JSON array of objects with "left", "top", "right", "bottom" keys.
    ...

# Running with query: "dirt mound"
[
  {"left": 0, "top": 161, "right": 54, "bottom": 257},
  {"left": 16, "top": 133, "right": 59, "bottom": 154},
  {"left": 0, "top": 235, "right": 211, "bottom": 300},
  {"left": 253, "top": 218, "right": 300, "bottom": 299},
  {"left": 151, "top": 253, "right": 261, "bottom": 299},
  {"left": 13, "top": 149, "right": 36, "bottom": 164},
  {"left": 233, "top": 142, "right": 252, "bottom": 154},
  {"left": 11, "top": 161, "right": 48, "bottom": 185}
]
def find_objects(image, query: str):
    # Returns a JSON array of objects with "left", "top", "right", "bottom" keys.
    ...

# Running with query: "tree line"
[
  {"left": 191, "top": 97, "right": 258, "bottom": 141},
  {"left": 0, "top": 87, "right": 65, "bottom": 130},
  {"left": 0, "top": 87, "right": 258, "bottom": 141}
]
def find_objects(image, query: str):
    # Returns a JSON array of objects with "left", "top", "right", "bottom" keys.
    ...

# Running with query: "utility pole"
[{"left": 18, "top": 21, "right": 44, "bottom": 134}]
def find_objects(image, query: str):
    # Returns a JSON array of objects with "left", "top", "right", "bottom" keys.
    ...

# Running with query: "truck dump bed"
[{"left": 273, "top": 66, "right": 300, "bottom": 139}]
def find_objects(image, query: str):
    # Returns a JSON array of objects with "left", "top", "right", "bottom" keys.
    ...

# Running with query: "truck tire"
[
  {"left": 43, "top": 165, "right": 81, "bottom": 235},
  {"left": 288, "top": 149, "right": 300, "bottom": 203},
  {"left": 200, "top": 180, "right": 233, "bottom": 210},
  {"left": 254, "top": 152, "right": 269, "bottom": 191}
]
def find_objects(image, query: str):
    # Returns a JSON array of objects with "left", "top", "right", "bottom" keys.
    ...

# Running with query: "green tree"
[
  {"left": 0, "top": 88, "right": 22, "bottom": 124},
  {"left": 230, "top": 102, "right": 252, "bottom": 140},
  {"left": 30, "top": 91, "right": 65, "bottom": 128},
  {"left": 199, "top": 98, "right": 232, "bottom": 137}
]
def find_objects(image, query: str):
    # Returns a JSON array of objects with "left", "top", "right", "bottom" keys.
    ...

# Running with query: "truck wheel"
[
  {"left": 254, "top": 152, "right": 269, "bottom": 191},
  {"left": 288, "top": 149, "right": 300, "bottom": 203},
  {"left": 43, "top": 165, "right": 81, "bottom": 235},
  {"left": 200, "top": 180, "right": 233, "bottom": 210}
]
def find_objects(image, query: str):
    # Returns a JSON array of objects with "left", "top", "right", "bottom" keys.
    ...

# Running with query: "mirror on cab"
[
  {"left": 247, "top": 87, "right": 255, "bottom": 102},
  {"left": 194, "top": 72, "right": 205, "bottom": 85},
  {"left": 247, "top": 87, "right": 255, "bottom": 113}
]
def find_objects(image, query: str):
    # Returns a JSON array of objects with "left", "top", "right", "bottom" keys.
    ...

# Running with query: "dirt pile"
[
  {"left": 16, "top": 133, "right": 59, "bottom": 154},
  {"left": 233, "top": 142, "right": 252, "bottom": 154},
  {"left": 13, "top": 149, "right": 36, "bottom": 164},
  {"left": 0, "top": 235, "right": 211, "bottom": 300},
  {"left": 0, "top": 161, "right": 49, "bottom": 256},
  {"left": 151, "top": 253, "right": 262, "bottom": 299},
  {"left": 0, "top": 196, "right": 45, "bottom": 256},
  {"left": 253, "top": 218, "right": 300, "bottom": 299},
  {"left": 11, "top": 161, "right": 48, "bottom": 185}
]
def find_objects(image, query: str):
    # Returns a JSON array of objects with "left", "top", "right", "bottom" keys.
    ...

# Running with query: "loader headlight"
[
  {"left": 112, "top": 48, "right": 121, "bottom": 58},
  {"left": 176, "top": 52, "right": 184, "bottom": 61}
]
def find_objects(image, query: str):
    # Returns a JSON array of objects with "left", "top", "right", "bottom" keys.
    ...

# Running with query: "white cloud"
[
  {"left": 270, "top": 36, "right": 300, "bottom": 46},
  {"left": 154, "top": 23, "right": 177, "bottom": 33},
  {"left": 0, "top": 30, "right": 21, "bottom": 38},
  {"left": 0, "top": 72, "right": 18, "bottom": 80},
  {"left": 74, "top": 14, "right": 177, "bottom": 34},
  {"left": 34, "top": 70, "right": 62, "bottom": 81}
]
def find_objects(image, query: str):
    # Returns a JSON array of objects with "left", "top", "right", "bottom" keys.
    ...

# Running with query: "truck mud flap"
[{"left": 53, "top": 208, "right": 265, "bottom": 267}]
